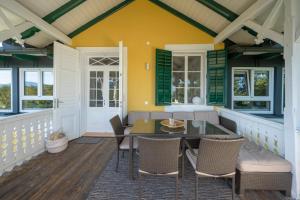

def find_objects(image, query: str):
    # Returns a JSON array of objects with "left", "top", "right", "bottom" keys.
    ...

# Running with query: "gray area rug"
[
  {"left": 75, "top": 137, "right": 103, "bottom": 144},
  {"left": 87, "top": 152, "right": 239, "bottom": 200}
]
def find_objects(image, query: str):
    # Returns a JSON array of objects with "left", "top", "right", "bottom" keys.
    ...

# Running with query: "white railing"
[
  {"left": 0, "top": 110, "right": 53, "bottom": 175},
  {"left": 216, "top": 107, "right": 285, "bottom": 156}
]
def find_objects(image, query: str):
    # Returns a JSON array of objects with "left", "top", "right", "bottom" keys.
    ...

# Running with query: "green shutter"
[
  {"left": 207, "top": 49, "right": 227, "bottom": 106},
  {"left": 155, "top": 49, "right": 172, "bottom": 105}
]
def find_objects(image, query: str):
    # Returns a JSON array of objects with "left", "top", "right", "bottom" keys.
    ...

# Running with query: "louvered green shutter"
[
  {"left": 207, "top": 49, "right": 227, "bottom": 106},
  {"left": 155, "top": 49, "right": 172, "bottom": 105}
]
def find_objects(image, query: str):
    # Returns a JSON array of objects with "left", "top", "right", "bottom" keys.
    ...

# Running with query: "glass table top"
[{"left": 129, "top": 120, "right": 241, "bottom": 139}]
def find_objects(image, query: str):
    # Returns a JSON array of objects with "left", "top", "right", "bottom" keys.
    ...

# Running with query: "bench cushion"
[
  {"left": 150, "top": 111, "right": 172, "bottom": 120},
  {"left": 194, "top": 111, "right": 219, "bottom": 124},
  {"left": 237, "top": 141, "right": 292, "bottom": 173},
  {"left": 120, "top": 137, "right": 138, "bottom": 149},
  {"left": 173, "top": 112, "right": 194, "bottom": 120},
  {"left": 128, "top": 111, "right": 150, "bottom": 125},
  {"left": 124, "top": 127, "right": 131, "bottom": 135}
]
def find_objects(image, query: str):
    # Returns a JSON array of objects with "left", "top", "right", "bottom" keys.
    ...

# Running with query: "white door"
[
  {"left": 87, "top": 65, "right": 120, "bottom": 132},
  {"left": 53, "top": 42, "right": 80, "bottom": 140}
]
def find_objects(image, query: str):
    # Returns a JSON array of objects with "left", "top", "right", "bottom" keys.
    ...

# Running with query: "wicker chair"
[
  {"left": 110, "top": 115, "right": 138, "bottom": 172},
  {"left": 185, "top": 137, "right": 244, "bottom": 200},
  {"left": 137, "top": 137, "right": 181, "bottom": 200}
]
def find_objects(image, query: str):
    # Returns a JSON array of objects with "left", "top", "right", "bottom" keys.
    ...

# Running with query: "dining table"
[{"left": 127, "top": 119, "right": 242, "bottom": 179}]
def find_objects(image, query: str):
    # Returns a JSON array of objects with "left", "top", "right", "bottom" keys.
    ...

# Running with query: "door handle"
[{"left": 55, "top": 99, "right": 64, "bottom": 109}]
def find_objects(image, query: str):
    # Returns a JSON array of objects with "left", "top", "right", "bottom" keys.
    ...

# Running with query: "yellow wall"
[{"left": 73, "top": 0, "right": 223, "bottom": 111}]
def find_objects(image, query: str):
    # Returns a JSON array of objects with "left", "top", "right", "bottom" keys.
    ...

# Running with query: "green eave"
[
  {"left": 21, "top": 0, "right": 86, "bottom": 39},
  {"left": 13, "top": 54, "right": 38, "bottom": 61},
  {"left": 68, "top": 0, "right": 134, "bottom": 38},
  {"left": 196, "top": 0, "right": 257, "bottom": 36},
  {"left": 149, "top": 0, "right": 217, "bottom": 37}
]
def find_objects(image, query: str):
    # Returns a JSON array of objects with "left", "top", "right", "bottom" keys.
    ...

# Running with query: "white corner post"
[{"left": 283, "top": 0, "right": 300, "bottom": 198}]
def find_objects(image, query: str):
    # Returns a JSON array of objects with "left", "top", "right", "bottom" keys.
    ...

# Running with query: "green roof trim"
[
  {"left": 196, "top": 0, "right": 257, "bottom": 36},
  {"left": 13, "top": 54, "right": 38, "bottom": 61},
  {"left": 196, "top": 0, "right": 238, "bottom": 21},
  {"left": 149, "top": 0, "right": 217, "bottom": 37},
  {"left": 68, "top": 0, "right": 134, "bottom": 38},
  {"left": 21, "top": 0, "right": 86, "bottom": 39}
]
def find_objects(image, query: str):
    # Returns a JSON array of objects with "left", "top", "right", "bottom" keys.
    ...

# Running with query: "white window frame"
[
  {"left": 172, "top": 53, "right": 205, "bottom": 105},
  {"left": 0, "top": 68, "right": 13, "bottom": 112},
  {"left": 19, "top": 68, "right": 53, "bottom": 112},
  {"left": 232, "top": 67, "right": 274, "bottom": 114},
  {"left": 282, "top": 67, "right": 285, "bottom": 114}
]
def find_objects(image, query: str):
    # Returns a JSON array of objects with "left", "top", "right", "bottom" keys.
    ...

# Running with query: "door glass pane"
[
  {"left": 109, "top": 71, "right": 119, "bottom": 107},
  {"left": 233, "top": 70, "right": 249, "bottom": 96},
  {"left": 188, "top": 72, "right": 201, "bottom": 87},
  {"left": 0, "top": 70, "right": 12, "bottom": 110},
  {"left": 188, "top": 56, "right": 201, "bottom": 71},
  {"left": 24, "top": 71, "right": 38, "bottom": 96},
  {"left": 89, "top": 71, "right": 103, "bottom": 107},
  {"left": 89, "top": 57, "right": 119, "bottom": 66},
  {"left": 172, "top": 56, "right": 184, "bottom": 71},
  {"left": 254, "top": 71, "right": 269, "bottom": 96},
  {"left": 42, "top": 71, "right": 53, "bottom": 96}
]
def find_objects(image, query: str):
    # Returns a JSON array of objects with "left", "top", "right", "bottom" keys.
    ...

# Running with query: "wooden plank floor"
[{"left": 0, "top": 138, "right": 285, "bottom": 200}]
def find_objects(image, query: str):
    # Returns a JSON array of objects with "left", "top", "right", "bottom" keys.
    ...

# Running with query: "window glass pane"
[
  {"left": 89, "top": 71, "right": 103, "bottom": 107},
  {"left": 233, "top": 70, "right": 249, "bottom": 96},
  {"left": 188, "top": 72, "right": 201, "bottom": 87},
  {"left": 188, "top": 88, "right": 201, "bottom": 104},
  {"left": 172, "top": 88, "right": 184, "bottom": 103},
  {"left": 233, "top": 101, "right": 270, "bottom": 111},
  {"left": 0, "top": 70, "right": 12, "bottom": 110},
  {"left": 109, "top": 71, "right": 119, "bottom": 107},
  {"left": 172, "top": 72, "right": 185, "bottom": 87},
  {"left": 254, "top": 71, "right": 269, "bottom": 96},
  {"left": 42, "top": 71, "right": 53, "bottom": 96},
  {"left": 24, "top": 71, "right": 38, "bottom": 96},
  {"left": 172, "top": 56, "right": 184, "bottom": 71},
  {"left": 188, "top": 56, "right": 201, "bottom": 71},
  {"left": 22, "top": 100, "right": 53, "bottom": 110}
]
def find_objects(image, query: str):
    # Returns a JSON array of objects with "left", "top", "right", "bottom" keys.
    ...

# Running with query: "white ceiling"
[{"left": 0, "top": 0, "right": 284, "bottom": 48}]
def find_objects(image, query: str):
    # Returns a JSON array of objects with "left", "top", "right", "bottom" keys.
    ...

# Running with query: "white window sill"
[{"left": 164, "top": 104, "right": 214, "bottom": 112}]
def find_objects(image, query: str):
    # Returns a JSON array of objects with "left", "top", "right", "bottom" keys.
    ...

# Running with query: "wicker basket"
[{"left": 46, "top": 132, "right": 68, "bottom": 153}]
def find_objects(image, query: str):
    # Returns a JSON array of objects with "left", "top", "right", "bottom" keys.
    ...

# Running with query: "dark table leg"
[{"left": 129, "top": 135, "right": 134, "bottom": 180}]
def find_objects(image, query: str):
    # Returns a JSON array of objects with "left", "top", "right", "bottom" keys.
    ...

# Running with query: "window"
[
  {"left": 232, "top": 67, "right": 274, "bottom": 114},
  {"left": 20, "top": 69, "right": 53, "bottom": 111},
  {"left": 282, "top": 68, "right": 285, "bottom": 114},
  {"left": 172, "top": 54, "right": 203, "bottom": 104},
  {"left": 0, "top": 69, "right": 12, "bottom": 112}
]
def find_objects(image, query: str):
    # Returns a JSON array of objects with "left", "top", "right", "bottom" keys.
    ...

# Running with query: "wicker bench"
[{"left": 236, "top": 140, "right": 292, "bottom": 197}]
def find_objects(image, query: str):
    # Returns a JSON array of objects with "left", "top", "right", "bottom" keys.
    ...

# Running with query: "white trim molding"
[
  {"left": 214, "top": 0, "right": 274, "bottom": 44},
  {"left": 231, "top": 67, "right": 274, "bottom": 114},
  {"left": 0, "top": 0, "right": 71, "bottom": 45},
  {"left": 165, "top": 44, "right": 214, "bottom": 52}
]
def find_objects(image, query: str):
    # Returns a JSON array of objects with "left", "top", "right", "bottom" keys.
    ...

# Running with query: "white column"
[{"left": 283, "top": 0, "right": 300, "bottom": 198}]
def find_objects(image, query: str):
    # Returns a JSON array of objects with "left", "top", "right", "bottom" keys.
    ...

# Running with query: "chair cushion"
[
  {"left": 119, "top": 137, "right": 138, "bottom": 150},
  {"left": 150, "top": 111, "right": 172, "bottom": 120},
  {"left": 237, "top": 141, "right": 292, "bottom": 173},
  {"left": 186, "top": 149, "right": 198, "bottom": 170},
  {"left": 124, "top": 127, "right": 131, "bottom": 135},
  {"left": 128, "top": 111, "right": 150, "bottom": 125},
  {"left": 194, "top": 111, "right": 219, "bottom": 124},
  {"left": 173, "top": 112, "right": 194, "bottom": 120}
]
